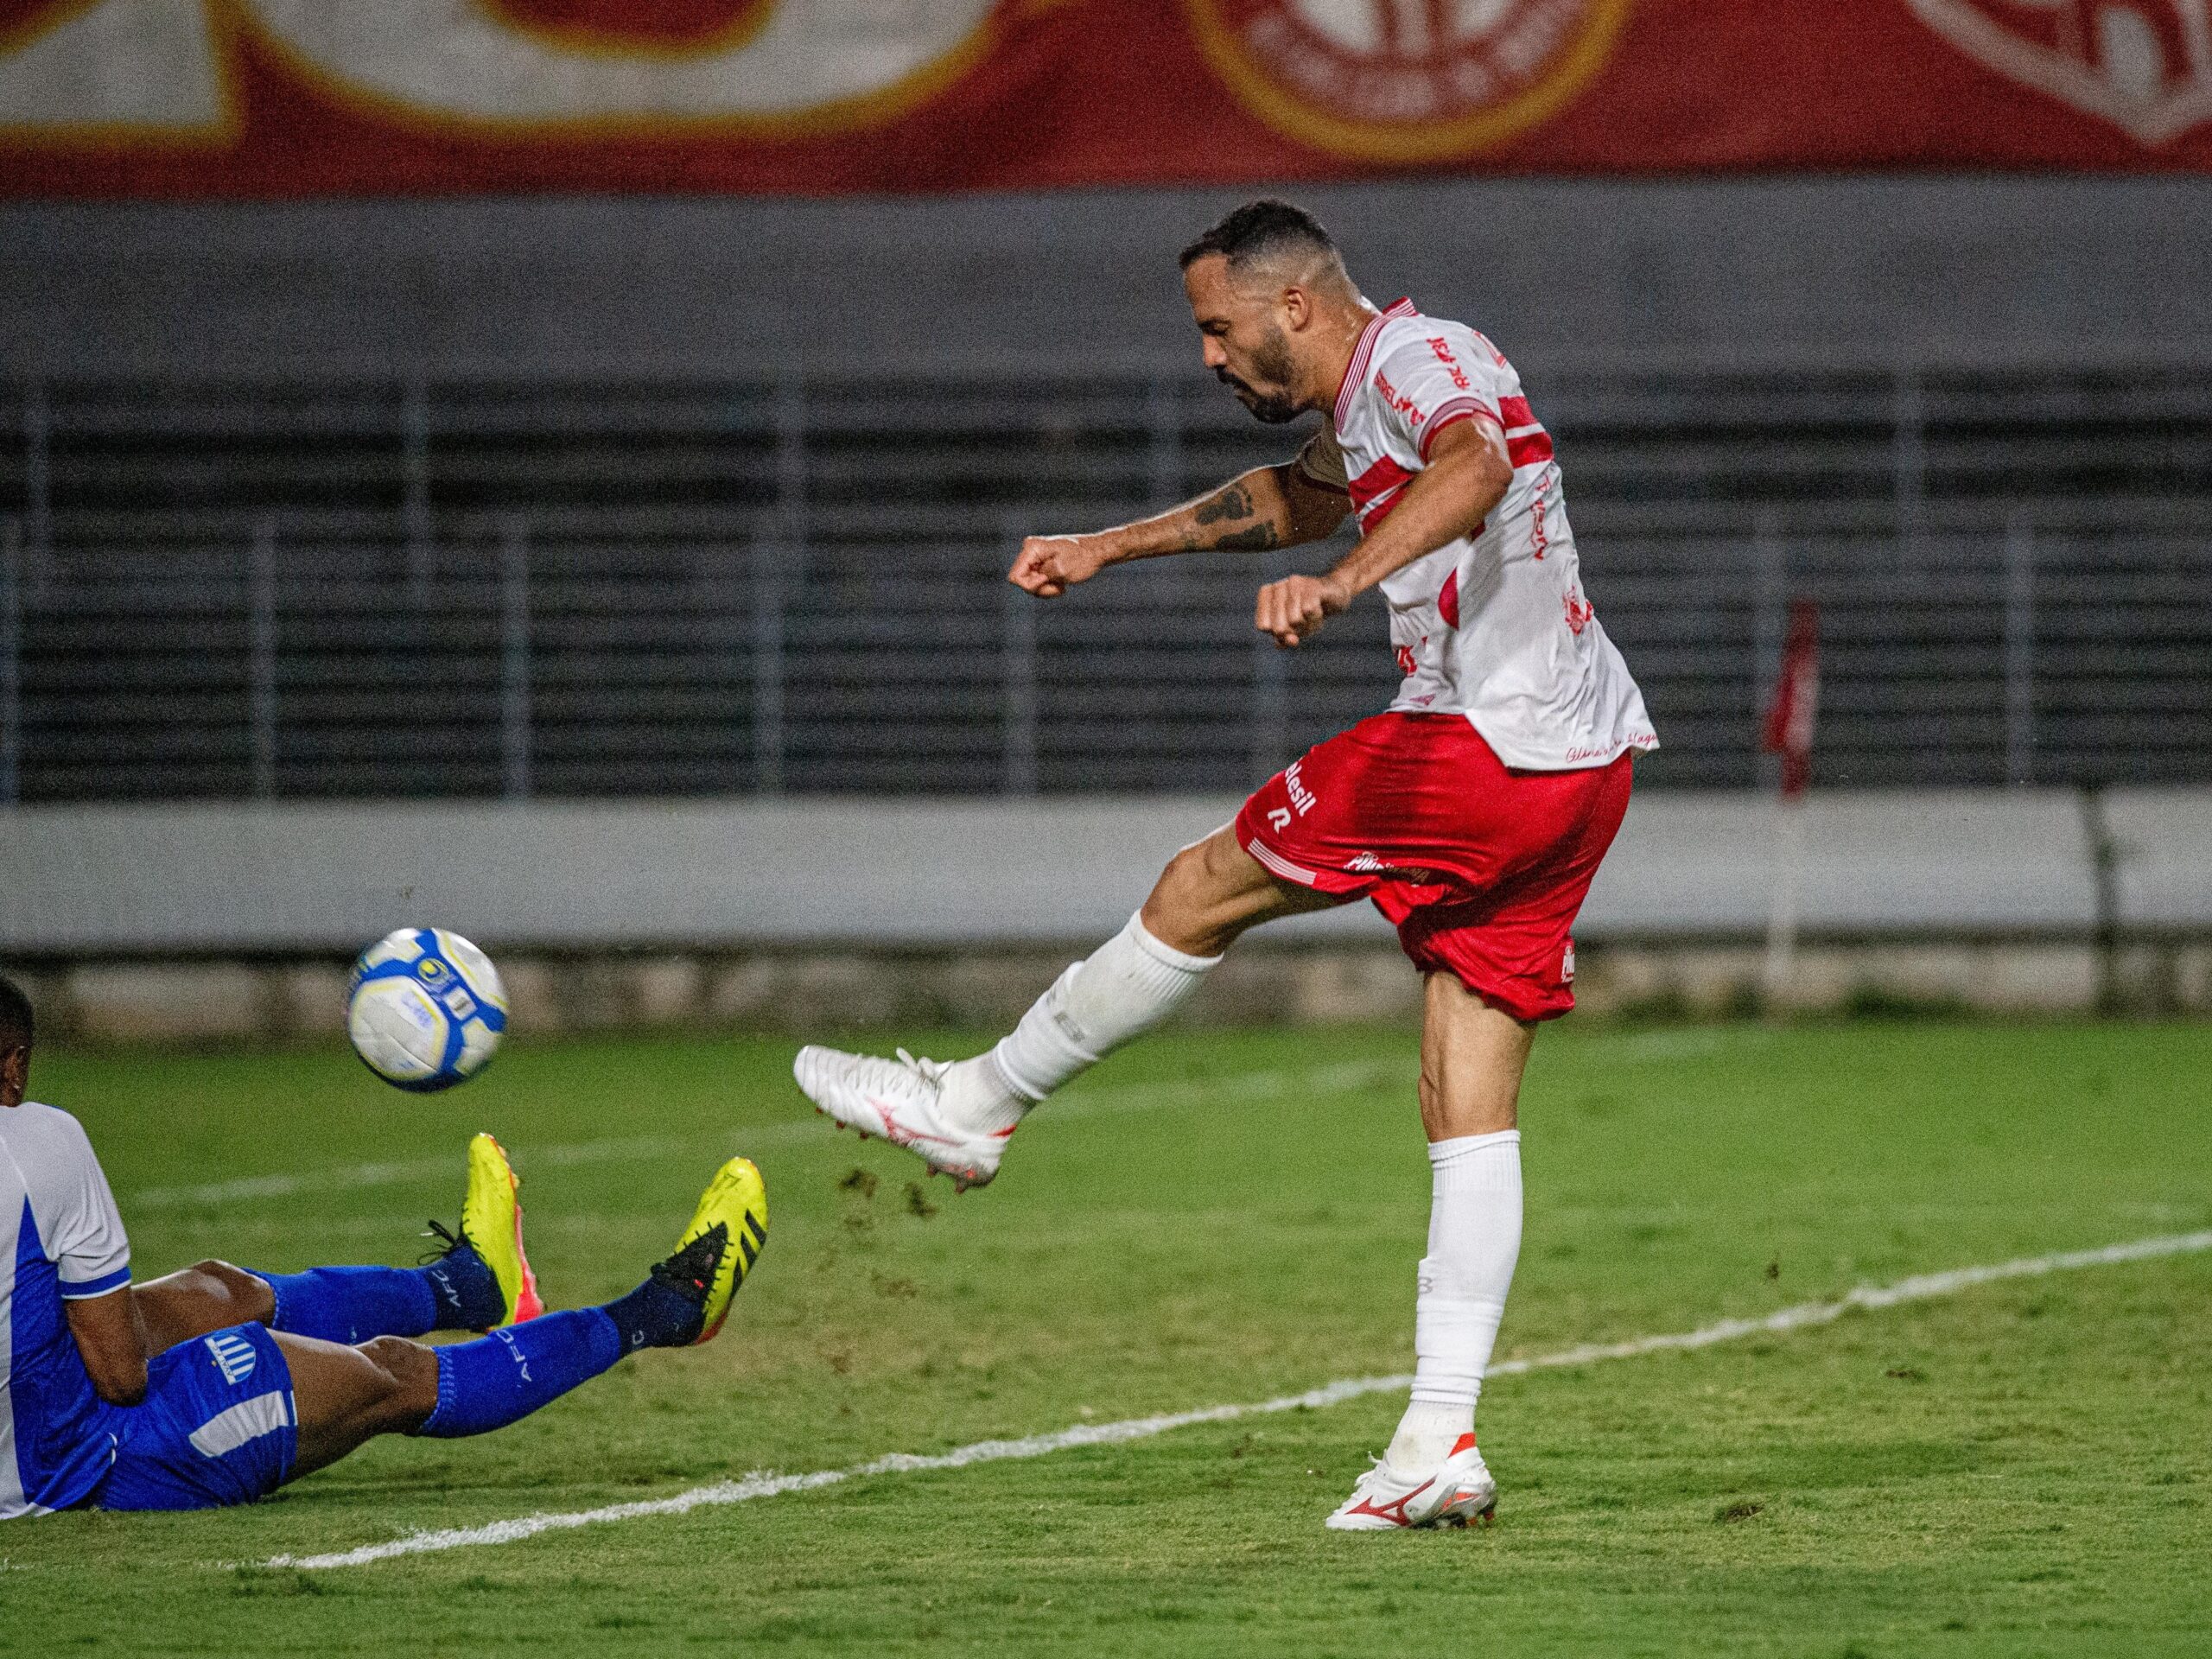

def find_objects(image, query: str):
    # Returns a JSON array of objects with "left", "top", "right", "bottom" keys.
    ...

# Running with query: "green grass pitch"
[{"left": 3, "top": 1020, "right": 2208, "bottom": 1656}]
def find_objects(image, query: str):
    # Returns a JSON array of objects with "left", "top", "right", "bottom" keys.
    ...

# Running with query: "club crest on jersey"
[
  {"left": 205, "top": 1331, "right": 257, "bottom": 1385},
  {"left": 1183, "top": 0, "right": 1633, "bottom": 160},
  {"left": 1904, "top": 0, "right": 2212, "bottom": 143}
]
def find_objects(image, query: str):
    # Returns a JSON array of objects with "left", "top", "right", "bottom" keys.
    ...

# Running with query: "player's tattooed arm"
[
  {"left": 1008, "top": 463, "right": 1350, "bottom": 596},
  {"left": 1177, "top": 482, "right": 1275, "bottom": 552},
  {"left": 1179, "top": 480, "right": 1270, "bottom": 545}
]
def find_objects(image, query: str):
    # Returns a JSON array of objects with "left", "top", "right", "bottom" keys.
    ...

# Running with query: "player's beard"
[{"left": 1217, "top": 327, "right": 1301, "bottom": 425}]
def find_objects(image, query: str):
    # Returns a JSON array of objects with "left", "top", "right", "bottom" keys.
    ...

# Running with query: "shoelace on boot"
[
  {"left": 894, "top": 1047, "right": 950, "bottom": 1084},
  {"left": 416, "top": 1218, "right": 465, "bottom": 1265}
]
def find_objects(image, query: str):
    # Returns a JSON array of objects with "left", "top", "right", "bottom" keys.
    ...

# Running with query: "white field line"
[{"left": 267, "top": 1226, "right": 2212, "bottom": 1572}]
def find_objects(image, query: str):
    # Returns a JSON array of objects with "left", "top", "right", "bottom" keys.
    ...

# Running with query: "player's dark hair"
[
  {"left": 0, "top": 973, "right": 32, "bottom": 1052},
  {"left": 1179, "top": 199, "right": 1339, "bottom": 273}
]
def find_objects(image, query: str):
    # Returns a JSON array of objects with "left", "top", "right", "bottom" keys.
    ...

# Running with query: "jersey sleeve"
[
  {"left": 43, "top": 1112, "right": 131, "bottom": 1298},
  {"left": 1293, "top": 427, "right": 1350, "bottom": 494},
  {"left": 1370, "top": 324, "right": 1506, "bottom": 461}
]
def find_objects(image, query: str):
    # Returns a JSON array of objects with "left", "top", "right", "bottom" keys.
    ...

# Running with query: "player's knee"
[
  {"left": 1144, "top": 836, "right": 1242, "bottom": 950},
  {"left": 192, "top": 1259, "right": 276, "bottom": 1322},
  {"left": 1152, "top": 839, "right": 1210, "bottom": 903},
  {"left": 359, "top": 1336, "right": 441, "bottom": 1427},
  {"left": 1143, "top": 864, "right": 1213, "bottom": 955}
]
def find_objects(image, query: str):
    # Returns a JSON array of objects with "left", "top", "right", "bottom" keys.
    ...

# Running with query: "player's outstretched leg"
[
  {"left": 794, "top": 829, "right": 1334, "bottom": 1188},
  {"left": 93, "top": 1158, "right": 767, "bottom": 1508},
  {"left": 130, "top": 1133, "right": 542, "bottom": 1352}
]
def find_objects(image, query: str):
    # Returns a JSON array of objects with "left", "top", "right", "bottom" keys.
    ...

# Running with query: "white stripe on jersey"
[{"left": 189, "top": 1389, "right": 296, "bottom": 1460}]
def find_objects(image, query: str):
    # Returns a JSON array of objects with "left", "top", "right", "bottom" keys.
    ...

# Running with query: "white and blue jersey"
[
  {"left": 3, "top": 1101, "right": 297, "bottom": 1517},
  {"left": 1, "top": 1101, "right": 133, "bottom": 1518}
]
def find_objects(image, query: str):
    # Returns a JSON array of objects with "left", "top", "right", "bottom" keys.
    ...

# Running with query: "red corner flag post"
[{"left": 1760, "top": 602, "right": 1820, "bottom": 1007}]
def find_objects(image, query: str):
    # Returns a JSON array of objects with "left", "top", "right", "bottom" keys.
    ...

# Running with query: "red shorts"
[{"left": 1234, "top": 713, "right": 1632, "bottom": 1022}]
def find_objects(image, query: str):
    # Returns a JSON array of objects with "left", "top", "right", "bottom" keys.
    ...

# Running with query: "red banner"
[{"left": 3, "top": 0, "right": 2208, "bottom": 195}]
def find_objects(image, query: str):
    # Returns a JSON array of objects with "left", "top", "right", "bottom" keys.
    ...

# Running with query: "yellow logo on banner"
[
  {"left": 1184, "top": 0, "right": 1633, "bottom": 161},
  {"left": 0, "top": 0, "right": 1001, "bottom": 137}
]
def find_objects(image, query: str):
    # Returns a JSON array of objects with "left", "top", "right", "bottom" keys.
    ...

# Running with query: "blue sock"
[
  {"left": 258, "top": 1245, "right": 504, "bottom": 1344},
  {"left": 601, "top": 1274, "right": 709, "bottom": 1354},
  {"left": 258, "top": 1265, "right": 439, "bottom": 1344},
  {"left": 416, "top": 1309, "right": 624, "bottom": 1438},
  {"left": 418, "top": 1242, "right": 507, "bottom": 1331}
]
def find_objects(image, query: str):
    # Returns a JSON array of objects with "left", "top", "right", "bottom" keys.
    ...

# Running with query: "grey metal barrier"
[{"left": 1, "top": 356, "right": 2207, "bottom": 802}]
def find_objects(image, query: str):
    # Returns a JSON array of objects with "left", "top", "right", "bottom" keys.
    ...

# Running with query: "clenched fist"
[
  {"left": 1256, "top": 572, "right": 1351, "bottom": 648},
  {"left": 1008, "top": 535, "right": 1115, "bottom": 598}
]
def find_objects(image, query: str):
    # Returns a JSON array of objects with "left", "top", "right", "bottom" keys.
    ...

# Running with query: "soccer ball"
[{"left": 346, "top": 927, "right": 508, "bottom": 1092}]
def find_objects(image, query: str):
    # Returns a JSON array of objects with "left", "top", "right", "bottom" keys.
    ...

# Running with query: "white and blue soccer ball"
[{"left": 346, "top": 927, "right": 508, "bottom": 1093}]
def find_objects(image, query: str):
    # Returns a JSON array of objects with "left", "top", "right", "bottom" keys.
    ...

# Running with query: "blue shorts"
[{"left": 93, "top": 1323, "right": 298, "bottom": 1511}]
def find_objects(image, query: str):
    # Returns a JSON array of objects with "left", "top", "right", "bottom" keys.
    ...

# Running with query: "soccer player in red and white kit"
[{"left": 796, "top": 200, "right": 1656, "bottom": 1529}]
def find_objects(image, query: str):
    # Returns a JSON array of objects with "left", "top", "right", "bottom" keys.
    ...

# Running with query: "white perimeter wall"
[{"left": 3, "top": 789, "right": 2208, "bottom": 957}]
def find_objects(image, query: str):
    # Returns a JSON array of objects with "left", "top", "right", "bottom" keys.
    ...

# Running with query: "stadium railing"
[{"left": 2, "top": 351, "right": 2206, "bottom": 803}]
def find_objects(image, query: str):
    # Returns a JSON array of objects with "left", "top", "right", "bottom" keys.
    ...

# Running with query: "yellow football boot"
[
  {"left": 456, "top": 1131, "right": 543, "bottom": 1325},
  {"left": 649, "top": 1156, "right": 767, "bottom": 1346}
]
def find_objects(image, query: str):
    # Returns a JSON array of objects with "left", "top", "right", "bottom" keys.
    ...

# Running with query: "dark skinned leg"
[
  {"left": 133, "top": 1260, "right": 277, "bottom": 1351},
  {"left": 273, "top": 1332, "right": 440, "bottom": 1479}
]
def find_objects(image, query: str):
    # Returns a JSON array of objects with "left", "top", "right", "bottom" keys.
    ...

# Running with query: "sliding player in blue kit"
[{"left": 0, "top": 974, "right": 766, "bottom": 1516}]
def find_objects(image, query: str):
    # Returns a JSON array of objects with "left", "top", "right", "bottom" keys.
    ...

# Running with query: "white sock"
[
  {"left": 1386, "top": 1128, "right": 1522, "bottom": 1472},
  {"left": 938, "top": 912, "right": 1221, "bottom": 1133}
]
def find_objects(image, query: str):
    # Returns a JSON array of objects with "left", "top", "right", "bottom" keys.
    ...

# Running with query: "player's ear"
[{"left": 1281, "top": 285, "right": 1313, "bottom": 332}]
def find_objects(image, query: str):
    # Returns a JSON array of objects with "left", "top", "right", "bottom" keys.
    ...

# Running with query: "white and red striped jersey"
[{"left": 1296, "top": 299, "right": 1656, "bottom": 771}]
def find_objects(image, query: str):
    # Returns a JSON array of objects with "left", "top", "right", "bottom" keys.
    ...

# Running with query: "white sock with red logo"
[
  {"left": 939, "top": 912, "right": 1222, "bottom": 1134},
  {"left": 1386, "top": 1128, "right": 1522, "bottom": 1474}
]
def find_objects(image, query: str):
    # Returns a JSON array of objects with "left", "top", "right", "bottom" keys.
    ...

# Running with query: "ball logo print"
[
  {"left": 347, "top": 927, "right": 509, "bottom": 1093},
  {"left": 1184, "top": 0, "right": 1634, "bottom": 159},
  {"left": 1905, "top": 0, "right": 2212, "bottom": 143}
]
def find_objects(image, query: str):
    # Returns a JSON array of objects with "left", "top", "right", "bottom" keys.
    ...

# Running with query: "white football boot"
[
  {"left": 792, "top": 1046, "right": 1014, "bottom": 1191},
  {"left": 1325, "top": 1433, "right": 1497, "bottom": 1530}
]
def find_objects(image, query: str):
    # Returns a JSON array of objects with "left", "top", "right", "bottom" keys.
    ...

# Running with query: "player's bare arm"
[
  {"left": 1008, "top": 462, "right": 1350, "bottom": 597},
  {"left": 1007, "top": 213, "right": 1379, "bottom": 603},
  {"left": 62, "top": 1286, "right": 150, "bottom": 1405},
  {"left": 1255, "top": 417, "right": 1511, "bottom": 648}
]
